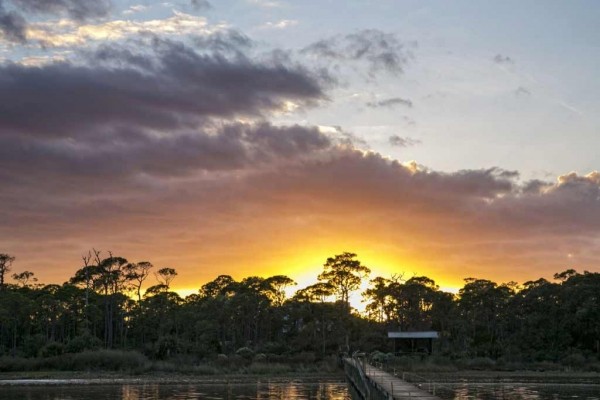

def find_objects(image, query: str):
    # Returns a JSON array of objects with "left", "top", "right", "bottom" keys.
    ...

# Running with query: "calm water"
[
  {"left": 442, "top": 382, "right": 600, "bottom": 400},
  {"left": 1, "top": 380, "right": 598, "bottom": 399},
  {"left": 0, "top": 380, "right": 351, "bottom": 400}
]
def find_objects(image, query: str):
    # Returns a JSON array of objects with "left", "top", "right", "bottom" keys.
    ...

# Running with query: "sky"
[{"left": 1, "top": 0, "right": 599, "bottom": 298}]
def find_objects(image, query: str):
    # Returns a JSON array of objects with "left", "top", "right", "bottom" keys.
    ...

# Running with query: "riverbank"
[
  {"left": 0, "top": 370, "right": 347, "bottom": 386},
  {"left": 0, "top": 367, "right": 347, "bottom": 383}
]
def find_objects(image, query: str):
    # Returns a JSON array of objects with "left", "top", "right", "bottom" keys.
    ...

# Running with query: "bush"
[
  {"left": 66, "top": 334, "right": 102, "bottom": 353},
  {"left": 257, "top": 342, "right": 288, "bottom": 355},
  {"left": 0, "top": 356, "right": 36, "bottom": 372},
  {"left": 289, "top": 351, "right": 316, "bottom": 364},
  {"left": 254, "top": 353, "right": 267, "bottom": 362},
  {"left": 70, "top": 350, "right": 149, "bottom": 371},
  {"left": 228, "top": 354, "right": 246, "bottom": 369},
  {"left": 530, "top": 361, "right": 562, "bottom": 371},
  {"left": 246, "top": 362, "right": 292, "bottom": 374},
  {"left": 40, "top": 341, "right": 64, "bottom": 358},
  {"left": 235, "top": 347, "right": 255, "bottom": 360},
  {"left": 215, "top": 353, "right": 229, "bottom": 367},
  {"left": 22, "top": 334, "right": 46, "bottom": 358},
  {"left": 561, "top": 353, "right": 586, "bottom": 369},
  {"left": 155, "top": 335, "right": 180, "bottom": 359},
  {"left": 371, "top": 350, "right": 393, "bottom": 363},
  {"left": 462, "top": 357, "right": 496, "bottom": 370}
]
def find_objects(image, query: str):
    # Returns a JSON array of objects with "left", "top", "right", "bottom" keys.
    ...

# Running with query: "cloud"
[
  {"left": 0, "top": 2, "right": 26, "bottom": 43},
  {"left": 302, "top": 29, "right": 412, "bottom": 76},
  {"left": 388, "top": 135, "right": 421, "bottom": 147},
  {"left": 11, "top": 0, "right": 111, "bottom": 20},
  {"left": 514, "top": 86, "right": 531, "bottom": 97},
  {"left": 0, "top": 0, "right": 111, "bottom": 43},
  {"left": 0, "top": 38, "right": 325, "bottom": 139},
  {"left": 2, "top": 11, "right": 600, "bottom": 289},
  {"left": 260, "top": 19, "right": 297, "bottom": 30},
  {"left": 3, "top": 123, "right": 600, "bottom": 286},
  {"left": 493, "top": 54, "right": 514, "bottom": 65},
  {"left": 21, "top": 11, "right": 216, "bottom": 48},
  {"left": 190, "top": 0, "right": 211, "bottom": 10},
  {"left": 122, "top": 5, "right": 147, "bottom": 15},
  {"left": 0, "top": 123, "right": 332, "bottom": 185},
  {"left": 366, "top": 97, "right": 413, "bottom": 108},
  {"left": 247, "top": 0, "right": 282, "bottom": 8},
  {"left": 192, "top": 29, "right": 252, "bottom": 53}
]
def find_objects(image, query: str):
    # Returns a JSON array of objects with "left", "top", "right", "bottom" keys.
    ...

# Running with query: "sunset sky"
[{"left": 1, "top": 0, "right": 599, "bottom": 297}]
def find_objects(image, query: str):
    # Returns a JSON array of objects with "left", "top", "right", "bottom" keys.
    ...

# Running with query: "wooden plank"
[{"left": 363, "top": 363, "right": 442, "bottom": 400}]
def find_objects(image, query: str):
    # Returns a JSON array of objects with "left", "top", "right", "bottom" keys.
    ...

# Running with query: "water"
[
  {"left": 444, "top": 382, "right": 600, "bottom": 400},
  {"left": 0, "top": 380, "right": 351, "bottom": 400},
  {"left": 1, "top": 379, "right": 598, "bottom": 399},
  {"left": 400, "top": 371, "right": 600, "bottom": 399}
]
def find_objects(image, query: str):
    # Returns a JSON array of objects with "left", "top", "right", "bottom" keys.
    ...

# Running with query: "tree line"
[{"left": 0, "top": 251, "right": 598, "bottom": 366}]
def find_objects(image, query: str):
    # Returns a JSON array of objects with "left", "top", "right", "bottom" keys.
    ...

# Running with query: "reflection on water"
[
  {"left": 1, "top": 380, "right": 598, "bottom": 400},
  {"left": 1, "top": 381, "right": 351, "bottom": 400},
  {"left": 449, "top": 382, "right": 600, "bottom": 400}
]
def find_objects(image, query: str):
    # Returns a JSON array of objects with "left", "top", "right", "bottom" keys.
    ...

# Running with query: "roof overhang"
[{"left": 388, "top": 331, "right": 439, "bottom": 339}]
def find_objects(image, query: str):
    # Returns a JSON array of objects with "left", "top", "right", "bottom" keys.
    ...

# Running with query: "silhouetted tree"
[
  {"left": 318, "top": 252, "right": 370, "bottom": 312},
  {"left": 0, "top": 253, "right": 15, "bottom": 291}
]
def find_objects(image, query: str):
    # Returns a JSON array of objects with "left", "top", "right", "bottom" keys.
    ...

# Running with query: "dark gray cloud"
[
  {"left": 515, "top": 86, "right": 531, "bottom": 97},
  {"left": 302, "top": 29, "right": 412, "bottom": 75},
  {"left": 190, "top": 0, "right": 211, "bottom": 10},
  {"left": 367, "top": 97, "right": 413, "bottom": 108},
  {"left": 0, "top": 39, "right": 325, "bottom": 139},
  {"left": 388, "top": 135, "right": 421, "bottom": 147},
  {"left": 493, "top": 54, "right": 514, "bottom": 65},
  {"left": 0, "top": 123, "right": 332, "bottom": 184},
  {"left": 10, "top": 0, "right": 111, "bottom": 20},
  {"left": 0, "top": 1, "right": 26, "bottom": 43},
  {"left": 0, "top": 0, "right": 111, "bottom": 43},
  {"left": 192, "top": 30, "right": 252, "bottom": 53}
]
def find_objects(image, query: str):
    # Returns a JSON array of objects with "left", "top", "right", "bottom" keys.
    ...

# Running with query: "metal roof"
[{"left": 388, "top": 331, "right": 439, "bottom": 339}]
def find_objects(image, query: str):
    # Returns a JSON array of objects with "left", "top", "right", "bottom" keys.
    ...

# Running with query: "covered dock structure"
[{"left": 388, "top": 331, "right": 439, "bottom": 355}]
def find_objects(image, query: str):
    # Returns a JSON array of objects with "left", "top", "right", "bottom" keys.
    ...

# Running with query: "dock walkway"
[{"left": 345, "top": 358, "right": 442, "bottom": 400}]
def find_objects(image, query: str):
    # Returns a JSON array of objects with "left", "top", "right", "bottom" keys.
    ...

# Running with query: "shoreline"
[
  {"left": 1, "top": 369, "right": 599, "bottom": 386},
  {"left": 0, "top": 371, "right": 347, "bottom": 385}
]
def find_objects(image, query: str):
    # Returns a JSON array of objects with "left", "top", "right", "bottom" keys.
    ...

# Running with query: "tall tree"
[
  {"left": 155, "top": 267, "right": 177, "bottom": 290},
  {"left": 0, "top": 253, "right": 15, "bottom": 291},
  {"left": 12, "top": 270, "right": 37, "bottom": 287},
  {"left": 265, "top": 275, "right": 296, "bottom": 307},
  {"left": 125, "top": 261, "right": 154, "bottom": 301},
  {"left": 318, "top": 252, "right": 370, "bottom": 311}
]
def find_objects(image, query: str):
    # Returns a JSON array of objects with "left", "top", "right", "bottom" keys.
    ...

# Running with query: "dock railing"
[{"left": 367, "top": 359, "right": 456, "bottom": 399}]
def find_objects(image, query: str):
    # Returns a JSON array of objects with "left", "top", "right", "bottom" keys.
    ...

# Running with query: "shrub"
[
  {"left": 70, "top": 350, "right": 149, "bottom": 371},
  {"left": 289, "top": 351, "right": 316, "bottom": 363},
  {"left": 66, "top": 334, "right": 102, "bottom": 353},
  {"left": 235, "top": 347, "right": 255, "bottom": 360},
  {"left": 40, "top": 341, "right": 64, "bottom": 358},
  {"left": 254, "top": 353, "right": 267, "bottom": 362},
  {"left": 561, "top": 353, "right": 586, "bottom": 369},
  {"left": 463, "top": 357, "right": 496, "bottom": 370},
  {"left": 215, "top": 353, "right": 229, "bottom": 367},
  {"left": 258, "top": 342, "right": 288, "bottom": 355},
  {"left": 155, "top": 335, "right": 180, "bottom": 359},
  {"left": 0, "top": 356, "right": 36, "bottom": 372},
  {"left": 228, "top": 354, "right": 246, "bottom": 369},
  {"left": 247, "top": 362, "right": 292, "bottom": 374},
  {"left": 22, "top": 334, "right": 46, "bottom": 358}
]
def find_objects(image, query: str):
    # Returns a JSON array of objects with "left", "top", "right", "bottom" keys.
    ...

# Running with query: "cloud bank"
[{"left": 1, "top": 12, "right": 598, "bottom": 288}]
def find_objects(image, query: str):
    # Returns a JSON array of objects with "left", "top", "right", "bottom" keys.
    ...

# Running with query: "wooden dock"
[
  {"left": 363, "top": 362, "right": 441, "bottom": 399},
  {"left": 345, "top": 358, "right": 442, "bottom": 400}
]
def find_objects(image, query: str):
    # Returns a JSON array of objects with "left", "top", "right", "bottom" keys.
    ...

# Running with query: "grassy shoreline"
[
  {"left": 0, "top": 370, "right": 347, "bottom": 385},
  {"left": 1, "top": 368, "right": 599, "bottom": 385}
]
